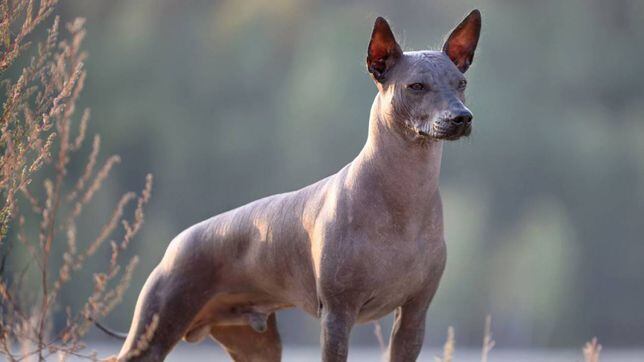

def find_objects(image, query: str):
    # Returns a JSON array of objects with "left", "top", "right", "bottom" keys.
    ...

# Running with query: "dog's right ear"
[
  {"left": 366, "top": 17, "right": 402, "bottom": 83},
  {"left": 442, "top": 10, "right": 481, "bottom": 73}
]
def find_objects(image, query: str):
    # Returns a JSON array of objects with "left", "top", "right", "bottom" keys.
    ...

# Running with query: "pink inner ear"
[
  {"left": 370, "top": 43, "right": 389, "bottom": 62},
  {"left": 370, "top": 32, "right": 395, "bottom": 61},
  {"left": 449, "top": 41, "right": 473, "bottom": 63},
  {"left": 367, "top": 17, "right": 402, "bottom": 79},
  {"left": 443, "top": 10, "right": 481, "bottom": 71}
]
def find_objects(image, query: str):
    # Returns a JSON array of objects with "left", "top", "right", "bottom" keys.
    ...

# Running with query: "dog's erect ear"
[
  {"left": 367, "top": 17, "right": 402, "bottom": 82},
  {"left": 442, "top": 9, "right": 481, "bottom": 73}
]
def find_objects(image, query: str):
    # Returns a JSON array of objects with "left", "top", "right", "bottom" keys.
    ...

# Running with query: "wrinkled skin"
[
  {"left": 117, "top": 10, "right": 481, "bottom": 362},
  {"left": 386, "top": 52, "right": 472, "bottom": 141}
]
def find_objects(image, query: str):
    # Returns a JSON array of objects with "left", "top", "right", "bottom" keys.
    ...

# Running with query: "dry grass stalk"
[
  {"left": 372, "top": 320, "right": 387, "bottom": 356},
  {"left": 378, "top": 319, "right": 605, "bottom": 362},
  {"left": 0, "top": 2, "right": 152, "bottom": 361},
  {"left": 434, "top": 326, "right": 455, "bottom": 362},
  {"left": 123, "top": 314, "right": 159, "bottom": 360},
  {"left": 480, "top": 315, "right": 495, "bottom": 362},
  {"left": 583, "top": 337, "right": 602, "bottom": 362}
]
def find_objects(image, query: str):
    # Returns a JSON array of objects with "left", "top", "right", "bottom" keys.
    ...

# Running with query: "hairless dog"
[{"left": 115, "top": 9, "right": 481, "bottom": 362}]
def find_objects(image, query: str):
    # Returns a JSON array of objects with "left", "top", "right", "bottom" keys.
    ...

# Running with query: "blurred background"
[{"left": 14, "top": 0, "right": 644, "bottom": 357}]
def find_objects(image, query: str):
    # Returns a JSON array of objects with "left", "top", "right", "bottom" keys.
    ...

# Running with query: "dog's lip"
[
  {"left": 433, "top": 133, "right": 464, "bottom": 141},
  {"left": 430, "top": 122, "right": 471, "bottom": 140},
  {"left": 403, "top": 121, "right": 468, "bottom": 141},
  {"left": 401, "top": 121, "right": 431, "bottom": 138},
  {"left": 432, "top": 127, "right": 470, "bottom": 140}
]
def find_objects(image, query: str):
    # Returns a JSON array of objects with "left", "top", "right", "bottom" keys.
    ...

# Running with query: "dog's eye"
[
  {"left": 457, "top": 79, "right": 467, "bottom": 90},
  {"left": 408, "top": 83, "right": 425, "bottom": 91}
]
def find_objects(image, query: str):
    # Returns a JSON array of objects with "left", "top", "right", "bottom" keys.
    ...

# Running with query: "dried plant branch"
[
  {"left": 583, "top": 337, "right": 602, "bottom": 362},
  {"left": 372, "top": 320, "right": 386, "bottom": 356},
  {"left": 0, "top": 3, "right": 152, "bottom": 361},
  {"left": 480, "top": 315, "right": 495, "bottom": 362},
  {"left": 123, "top": 314, "right": 158, "bottom": 360},
  {"left": 434, "top": 326, "right": 455, "bottom": 362}
]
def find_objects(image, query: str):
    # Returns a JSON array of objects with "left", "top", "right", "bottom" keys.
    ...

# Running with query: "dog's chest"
[
  {"left": 313, "top": 178, "right": 446, "bottom": 321},
  {"left": 317, "top": 221, "right": 445, "bottom": 322},
  {"left": 354, "top": 236, "right": 445, "bottom": 322}
]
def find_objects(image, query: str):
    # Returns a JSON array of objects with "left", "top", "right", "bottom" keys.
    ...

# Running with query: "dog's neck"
[{"left": 348, "top": 94, "right": 443, "bottom": 206}]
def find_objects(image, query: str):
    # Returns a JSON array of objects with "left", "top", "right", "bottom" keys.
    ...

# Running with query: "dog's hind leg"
[
  {"left": 117, "top": 233, "right": 218, "bottom": 361},
  {"left": 210, "top": 313, "right": 282, "bottom": 362}
]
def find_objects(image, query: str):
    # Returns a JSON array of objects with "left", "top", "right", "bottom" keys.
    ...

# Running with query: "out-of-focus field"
[{"left": 76, "top": 343, "right": 644, "bottom": 362}]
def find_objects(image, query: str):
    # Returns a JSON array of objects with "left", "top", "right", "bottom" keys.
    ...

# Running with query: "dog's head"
[{"left": 367, "top": 10, "right": 481, "bottom": 142}]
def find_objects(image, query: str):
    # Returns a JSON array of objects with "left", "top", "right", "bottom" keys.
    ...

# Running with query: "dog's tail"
[{"left": 91, "top": 318, "right": 127, "bottom": 340}]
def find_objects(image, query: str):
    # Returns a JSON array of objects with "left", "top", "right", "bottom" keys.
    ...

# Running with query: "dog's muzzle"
[{"left": 429, "top": 117, "right": 472, "bottom": 140}]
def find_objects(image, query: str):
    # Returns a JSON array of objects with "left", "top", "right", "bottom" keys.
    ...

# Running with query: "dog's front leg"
[
  {"left": 387, "top": 295, "right": 432, "bottom": 362},
  {"left": 320, "top": 309, "right": 355, "bottom": 362}
]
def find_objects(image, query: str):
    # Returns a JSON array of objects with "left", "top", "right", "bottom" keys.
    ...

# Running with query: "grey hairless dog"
[{"left": 116, "top": 9, "right": 481, "bottom": 362}]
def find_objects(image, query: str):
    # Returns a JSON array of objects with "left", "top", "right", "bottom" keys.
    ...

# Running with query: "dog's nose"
[{"left": 449, "top": 111, "right": 473, "bottom": 126}]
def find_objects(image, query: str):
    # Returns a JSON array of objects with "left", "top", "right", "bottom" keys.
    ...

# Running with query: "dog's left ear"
[
  {"left": 367, "top": 17, "right": 402, "bottom": 83},
  {"left": 443, "top": 9, "right": 481, "bottom": 73}
]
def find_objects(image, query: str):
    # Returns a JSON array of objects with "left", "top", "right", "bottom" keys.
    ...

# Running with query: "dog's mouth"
[
  {"left": 430, "top": 122, "right": 471, "bottom": 140},
  {"left": 403, "top": 121, "right": 470, "bottom": 141}
]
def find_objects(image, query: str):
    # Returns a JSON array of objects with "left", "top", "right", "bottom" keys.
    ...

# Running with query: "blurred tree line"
[{"left": 6, "top": 0, "right": 644, "bottom": 349}]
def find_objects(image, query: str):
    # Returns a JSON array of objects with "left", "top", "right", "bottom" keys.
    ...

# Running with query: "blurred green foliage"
[{"left": 9, "top": 0, "right": 644, "bottom": 349}]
